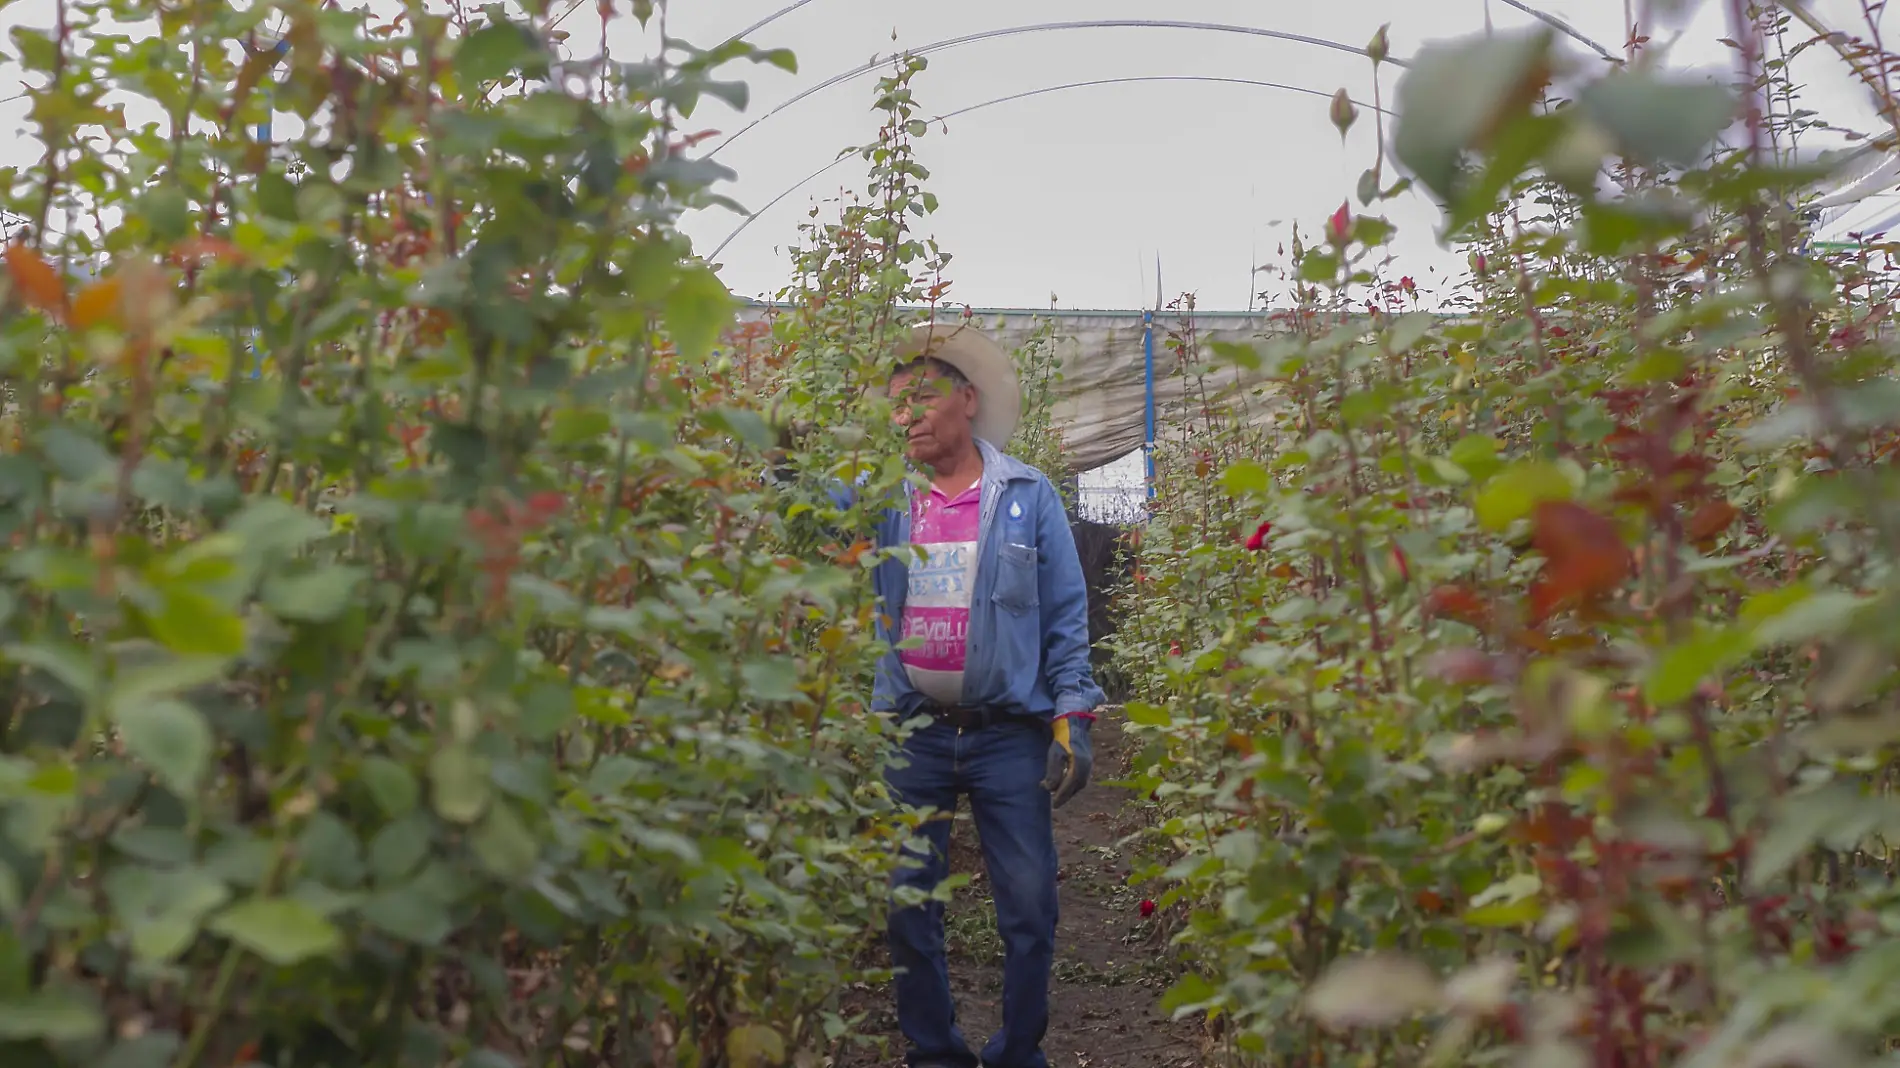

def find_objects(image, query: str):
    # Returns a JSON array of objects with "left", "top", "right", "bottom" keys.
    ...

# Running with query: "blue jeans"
[{"left": 886, "top": 716, "right": 1058, "bottom": 1068}]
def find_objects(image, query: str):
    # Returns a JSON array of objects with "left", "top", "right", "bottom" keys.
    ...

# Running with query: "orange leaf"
[
  {"left": 835, "top": 538, "right": 872, "bottom": 568},
  {"left": 5, "top": 243, "right": 67, "bottom": 318},
  {"left": 70, "top": 276, "right": 121, "bottom": 330},
  {"left": 1685, "top": 499, "right": 1738, "bottom": 543}
]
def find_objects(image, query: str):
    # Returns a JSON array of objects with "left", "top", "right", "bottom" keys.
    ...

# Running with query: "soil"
[{"left": 833, "top": 715, "right": 1204, "bottom": 1068}]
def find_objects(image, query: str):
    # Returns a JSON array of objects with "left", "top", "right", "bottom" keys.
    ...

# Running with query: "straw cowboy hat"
[{"left": 894, "top": 320, "right": 1021, "bottom": 447}]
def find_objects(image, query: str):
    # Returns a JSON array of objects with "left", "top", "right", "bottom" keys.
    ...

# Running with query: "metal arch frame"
[
  {"left": 723, "top": 0, "right": 1622, "bottom": 62},
  {"left": 707, "top": 75, "right": 1395, "bottom": 260},
  {"left": 704, "top": 5, "right": 1624, "bottom": 161},
  {"left": 707, "top": 21, "right": 1411, "bottom": 160}
]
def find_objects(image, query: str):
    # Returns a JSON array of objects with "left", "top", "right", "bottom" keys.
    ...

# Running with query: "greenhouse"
[{"left": 6, "top": 1, "right": 1900, "bottom": 1066}]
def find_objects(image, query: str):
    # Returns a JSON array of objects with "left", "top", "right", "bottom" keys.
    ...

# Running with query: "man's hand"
[{"left": 1042, "top": 712, "right": 1095, "bottom": 809}]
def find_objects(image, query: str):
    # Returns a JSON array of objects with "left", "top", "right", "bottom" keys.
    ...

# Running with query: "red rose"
[
  {"left": 1139, "top": 899, "right": 1156, "bottom": 918},
  {"left": 1244, "top": 521, "right": 1272, "bottom": 551}
]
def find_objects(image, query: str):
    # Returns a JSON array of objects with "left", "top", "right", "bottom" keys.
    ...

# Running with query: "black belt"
[{"left": 917, "top": 701, "right": 1010, "bottom": 731}]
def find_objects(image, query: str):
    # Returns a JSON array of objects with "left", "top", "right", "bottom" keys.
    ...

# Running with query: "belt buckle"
[{"left": 946, "top": 704, "right": 990, "bottom": 731}]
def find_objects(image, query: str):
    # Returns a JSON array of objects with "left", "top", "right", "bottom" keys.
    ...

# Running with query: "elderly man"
[{"left": 860, "top": 321, "right": 1106, "bottom": 1068}]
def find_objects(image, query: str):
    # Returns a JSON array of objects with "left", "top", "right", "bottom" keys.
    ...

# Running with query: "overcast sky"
[{"left": 3, "top": 1, "right": 1895, "bottom": 311}]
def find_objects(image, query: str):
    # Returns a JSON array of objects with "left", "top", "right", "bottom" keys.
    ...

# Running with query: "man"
[{"left": 866, "top": 321, "right": 1106, "bottom": 1068}]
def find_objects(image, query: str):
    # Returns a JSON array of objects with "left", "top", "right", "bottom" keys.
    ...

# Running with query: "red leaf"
[
  {"left": 1425, "top": 648, "right": 1496, "bottom": 685},
  {"left": 1529, "top": 501, "right": 1631, "bottom": 615},
  {"left": 1685, "top": 499, "right": 1738, "bottom": 543},
  {"left": 1512, "top": 802, "right": 1593, "bottom": 849},
  {"left": 525, "top": 490, "right": 566, "bottom": 521},
  {"left": 1424, "top": 585, "right": 1490, "bottom": 627}
]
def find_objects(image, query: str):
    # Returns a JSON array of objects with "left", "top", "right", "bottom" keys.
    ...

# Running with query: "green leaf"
[
  {"left": 664, "top": 265, "right": 732, "bottom": 363},
  {"left": 1579, "top": 196, "right": 1696, "bottom": 256},
  {"left": 1391, "top": 28, "right": 1554, "bottom": 204},
  {"left": 430, "top": 745, "right": 491, "bottom": 824},
  {"left": 1578, "top": 70, "right": 1735, "bottom": 167},
  {"left": 469, "top": 804, "right": 538, "bottom": 880},
  {"left": 456, "top": 22, "right": 545, "bottom": 86},
  {"left": 1158, "top": 971, "right": 1220, "bottom": 1017},
  {"left": 726, "top": 1024, "right": 785, "bottom": 1068},
  {"left": 1473, "top": 460, "right": 1573, "bottom": 531},
  {"left": 115, "top": 698, "right": 213, "bottom": 796},
  {"left": 105, "top": 865, "right": 230, "bottom": 963},
  {"left": 1219, "top": 460, "right": 1272, "bottom": 497},
  {"left": 1357, "top": 167, "right": 1381, "bottom": 206},
  {"left": 1461, "top": 897, "right": 1544, "bottom": 927},
  {"left": 1124, "top": 702, "right": 1173, "bottom": 728},
  {"left": 96, "top": 1033, "right": 184, "bottom": 1068},
  {"left": 110, "top": 655, "right": 230, "bottom": 711},
  {"left": 261, "top": 565, "right": 366, "bottom": 623},
  {"left": 222, "top": 497, "right": 330, "bottom": 559},
  {"left": 361, "top": 885, "right": 455, "bottom": 946},
  {"left": 38, "top": 424, "right": 114, "bottom": 483},
  {"left": 148, "top": 587, "right": 245, "bottom": 657},
  {"left": 209, "top": 897, "right": 342, "bottom": 966},
  {"left": 740, "top": 657, "right": 804, "bottom": 703},
  {"left": 361, "top": 757, "right": 420, "bottom": 818},
  {"left": 1296, "top": 252, "right": 1340, "bottom": 282},
  {"left": 1747, "top": 782, "right": 1870, "bottom": 890},
  {"left": 1383, "top": 311, "right": 1437, "bottom": 354},
  {"left": 1643, "top": 626, "right": 1754, "bottom": 707},
  {"left": 702, "top": 406, "right": 774, "bottom": 449},
  {"left": 368, "top": 814, "right": 434, "bottom": 882},
  {"left": 1750, "top": 589, "right": 1864, "bottom": 647},
  {"left": 0, "top": 986, "right": 106, "bottom": 1042},
  {"left": 4, "top": 641, "right": 98, "bottom": 700},
  {"left": 1449, "top": 434, "right": 1502, "bottom": 475}
]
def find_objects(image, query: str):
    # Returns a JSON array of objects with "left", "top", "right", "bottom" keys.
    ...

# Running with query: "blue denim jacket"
[{"left": 837, "top": 440, "right": 1104, "bottom": 721}]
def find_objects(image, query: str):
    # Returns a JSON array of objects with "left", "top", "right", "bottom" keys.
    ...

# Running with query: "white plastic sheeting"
[{"left": 734, "top": 304, "right": 1281, "bottom": 473}]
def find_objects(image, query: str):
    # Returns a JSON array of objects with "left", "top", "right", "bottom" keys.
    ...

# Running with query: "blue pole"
[{"left": 1142, "top": 309, "right": 1155, "bottom": 500}]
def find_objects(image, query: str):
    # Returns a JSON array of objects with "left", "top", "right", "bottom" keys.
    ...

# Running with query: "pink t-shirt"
[{"left": 899, "top": 479, "right": 982, "bottom": 704}]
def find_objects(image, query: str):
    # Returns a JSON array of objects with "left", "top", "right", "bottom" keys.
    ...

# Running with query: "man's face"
[{"left": 888, "top": 364, "right": 978, "bottom": 469}]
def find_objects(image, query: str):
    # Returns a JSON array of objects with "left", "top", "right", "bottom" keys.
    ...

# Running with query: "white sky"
[{"left": 3, "top": 0, "right": 1895, "bottom": 311}]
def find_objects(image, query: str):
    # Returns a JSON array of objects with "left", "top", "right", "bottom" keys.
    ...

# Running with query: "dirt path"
[{"left": 836, "top": 715, "right": 1202, "bottom": 1068}]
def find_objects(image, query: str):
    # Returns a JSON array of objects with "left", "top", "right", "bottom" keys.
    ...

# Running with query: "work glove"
[{"left": 1042, "top": 712, "right": 1095, "bottom": 809}]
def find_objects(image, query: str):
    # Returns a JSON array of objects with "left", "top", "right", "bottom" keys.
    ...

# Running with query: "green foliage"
[
  {"left": 0, "top": 4, "right": 943, "bottom": 1065},
  {"left": 1116, "top": 10, "right": 1900, "bottom": 1067},
  {"left": 1003, "top": 312, "right": 1071, "bottom": 506}
]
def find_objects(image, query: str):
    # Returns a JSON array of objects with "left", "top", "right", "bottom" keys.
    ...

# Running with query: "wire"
[
  {"left": 707, "top": 75, "right": 1394, "bottom": 260},
  {"left": 707, "top": 20, "right": 1411, "bottom": 160},
  {"left": 718, "top": 0, "right": 821, "bottom": 49},
  {"left": 1493, "top": 0, "right": 1621, "bottom": 62}
]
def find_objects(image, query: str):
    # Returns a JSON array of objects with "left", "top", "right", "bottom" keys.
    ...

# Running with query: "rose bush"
[
  {"left": 0, "top": 4, "right": 962, "bottom": 1066},
  {"left": 1115, "top": 12, "right": 1900, "bottom": 1068}
]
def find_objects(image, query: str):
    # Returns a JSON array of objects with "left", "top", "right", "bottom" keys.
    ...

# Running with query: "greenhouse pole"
[{"left": 1142, "top": 310, "right": 1156, "bottom": 499}]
